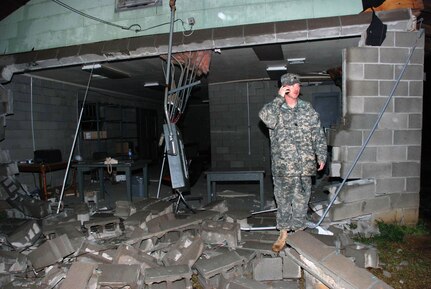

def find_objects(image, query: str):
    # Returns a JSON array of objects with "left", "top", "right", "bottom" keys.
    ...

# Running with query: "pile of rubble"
[{"left": 0, "top": 193, "right": 395, "bottom": 289}]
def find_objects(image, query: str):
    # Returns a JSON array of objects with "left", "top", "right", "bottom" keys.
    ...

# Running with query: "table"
[
  {"left": 18, "top": 161, "right": 69, "bottom": 200},
  {"left": 74, "top": 159, "right": 151, "bottom": 202},
  {"left": 205, "top": 169, "right": 265, "bottom": 210}
]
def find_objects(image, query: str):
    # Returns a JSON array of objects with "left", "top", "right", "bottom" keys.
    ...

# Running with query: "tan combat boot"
[{"left": 272, "top": 229, "right": 288, "bottom": 252}]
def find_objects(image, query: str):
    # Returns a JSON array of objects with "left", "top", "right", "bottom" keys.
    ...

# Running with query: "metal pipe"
[
  {"left": 56, "top": 66, "right": 94, "bottom": 213},
  {"left": 307, "top": 29, "right": 425, "bottom": 228},
  {"left": 163, "top": 0, "right": 176, "bottom": 133},
  {"left": 241, "top": 226, "right": 276, "bottom": 231}
]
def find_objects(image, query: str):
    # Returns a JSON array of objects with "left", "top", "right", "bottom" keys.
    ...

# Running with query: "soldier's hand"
[{"left": 317, "top": 161, "right": 325, "bottom": 171}]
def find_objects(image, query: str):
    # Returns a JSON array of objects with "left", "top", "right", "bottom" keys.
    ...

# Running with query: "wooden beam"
[{"left": 364, "top": 0, "right": 424, "bottom": 15}]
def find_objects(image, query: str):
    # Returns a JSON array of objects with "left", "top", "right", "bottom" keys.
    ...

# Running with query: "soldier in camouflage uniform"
[{"left": 259, "top": 73, "right": 327, "bottom": 252}]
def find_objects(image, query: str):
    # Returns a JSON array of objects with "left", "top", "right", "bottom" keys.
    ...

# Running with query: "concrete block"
[
  {"left": 286, "top": 231, "right": 393, "bottom": 289},
  {"left": 346, "top": 146, "right": 377, "bottom": 162},
  {"left": 376, "top": 146, "right": 407, "bottom": 162},
  {"left": 123, "top": 210, "right": 152, "bottom": 229},
  {"left": 408, "top": 114, "right": 422, "bottom": 129},
  {"left": 406, "top": 177, "right": 420, "bottom": 192},
  {"left": 253, "top": 257, "right": 283, "bottom": 281},
  {"left": 346, "top": 63, "right": 364, "bottom": 81},
  {"left": 394, "top": 129, "right": 422, "bottom": 145},
  {"left": 144, "top": 265, "right": 192, "bottom": 285},
  {"left": 345, "top": 47, "right": 378, "bottom": 63},
  {"left": 113, "top": 243, "right": 159, "bottom": 269},
  {"left": 364, "top": 64, "right": 394, "bottom": 80},
  {"left": 390, "top": 192, "right": 419, "bottom": 209},
  {"left": 114, "top": 200, "right": 136, "bottom": 218},
  {"left": 28, "top": 234, "right": 74, "bottom": 270},
  {"left": 362, "top": 162, "right": 392, "bottom": 178},
  {"left": 395, "top": 31, "right": 423, "bottom": 47},
  {"left": 346, "top": 96, "right": 364, "bottom": 113},
  {"left": 98, "top": 264, "right": 141, "bottom": 288},
  {"left": 363, "top": 96, "right": 394, "bottom": 113},
  {"left": 372, "top": 208, "right": 419, "bottom": 225},
  {"left": 409, "top": 80, "right": 424, "bottom": 96},
  {"left": 330, "top": 130, "right": 362, "bottom": 147},
  {"left": 394, "top": 98, "right": 422, "bottom": 113},
  {"left": 376, "top": 178, "right": 405, "bottom": 194},
  {"left": 379, "top": 80, "right": 408, "bottom": 97},
  {"left": 226, "top": 277, "right": 267, "bottom": 289},
  {"left": 367, "top": 130, "right": 393, "bottom": 146},
  {"left": 282, "top": 251, "right": 302, "bottom": 279},
  {"left": 240, "top": 241, "right": 277, "bottom": 257},
  {"left": 328, "top": 178, "right": 376, "bottom": 203},
  {"left": 76, "top": 240, "right": 114, "bottom": 263},
  {"left": 201, "top": 220, "right": 241, "bottom": 248},
  {"left": 346, "top": 114, "right": 378, "bottom": 129},
  {"left": 407, "top": 146, "right": 422, "bottom": 161},
  {"left": 194, "top": 251, "right": 243, "bottom": 279},
  {"left": 395, "top": 64, "right": 423, "bottom": 80},
  {"left": 83, "top": 216, "right": 122, "bottom": 240},
  {"left": 264, "top": 279, "right": 300, "bottom": 289},
  {"left": 329, "top": 196, "right": 390, "bottom": 221},
  {"left": 344, "top": 244, "right": 379, "bottom": 268},
  {"left": 0, "top": 250, "right": 27, "bottom": 273},
  {"left": 304, "top": 270, "right": 329, "bottom": 289},
  {"left": 346, "top": 80, "right": 378, "bottom": 97},
  {"left": 339, "top": 161, "right": 363, "bottom": 179},
  {"left": 60, "top": 262, "right": 96, "bottom": 289},
  {"left": 378, "top": 113, "right": 408, "bottom": 129},
  {"left": 7, "top": 220, "right": 42, "bottom": 249},
  {"left": 379, "top": 47, "right": 410, "bottom": 64},
  {"left": 162, "top": 234, "right": 204, "bottom": 267},
  {"left": 392, "top": 161, "right": 420, "bottom": 177}
]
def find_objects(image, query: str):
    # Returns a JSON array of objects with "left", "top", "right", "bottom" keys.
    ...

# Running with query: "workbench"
[
  {"left": 74, "top": 159, "right": 151, "bottom": 202},
  {"left": 205, "top": 169, "right": 265, "bottom": 210},
  {"left": 18, "top": 161, "right": 69, "bottom": 200}
]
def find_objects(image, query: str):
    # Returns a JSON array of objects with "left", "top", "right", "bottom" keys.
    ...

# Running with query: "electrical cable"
[{"left": 51, "top": 0, "right": 194, "bottom": 34}]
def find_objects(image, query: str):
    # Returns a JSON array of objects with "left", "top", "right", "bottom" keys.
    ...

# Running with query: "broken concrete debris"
[{"left": 0, "top": 197, "right": 393, "bottom": 289}]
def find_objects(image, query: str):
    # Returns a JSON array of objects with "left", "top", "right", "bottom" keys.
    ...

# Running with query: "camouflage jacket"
[{"left": 259, "top": 96, "right": 327, "bottom": 177}]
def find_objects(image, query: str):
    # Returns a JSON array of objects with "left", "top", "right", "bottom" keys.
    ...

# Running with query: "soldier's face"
[{"left": 284, "top": 83, "right": 301, "bottom": 98}]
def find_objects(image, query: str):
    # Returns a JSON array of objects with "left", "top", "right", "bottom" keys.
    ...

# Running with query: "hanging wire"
[{"left": 51, "top": 0, "right": 193, "bottom": 34}]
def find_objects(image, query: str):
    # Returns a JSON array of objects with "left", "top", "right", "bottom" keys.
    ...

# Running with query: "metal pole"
[{"left": 56, "top": 66, "right": 94, "bottom": 213}]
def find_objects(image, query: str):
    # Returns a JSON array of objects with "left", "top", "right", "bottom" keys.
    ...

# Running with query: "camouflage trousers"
[{"left": 273, "top": 176, "right": 312, "bottom": 231}]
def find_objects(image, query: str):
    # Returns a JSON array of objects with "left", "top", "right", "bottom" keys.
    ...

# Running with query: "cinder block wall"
[
  {"left": 208, "top": 81, "right": 274, "bottom": 170},
  {"left": 208, "top": 81, "right": 339, "bottom": 172},
  {"left": 330, "top": 30, "right": 424, "bottom": 225},
  {"left": 1, "top": 75, "right": 162, "bottom": 191}
]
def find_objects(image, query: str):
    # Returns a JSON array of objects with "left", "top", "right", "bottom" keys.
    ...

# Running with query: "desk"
[
  {"left": 205, "top": 169, "right": 265, "bottom": 210},
  {"left": 18, "top": 161, "right": 69, "bottom": 200},
  {"left": 74, "top": 159, "right": 151, "bottom": 202}
]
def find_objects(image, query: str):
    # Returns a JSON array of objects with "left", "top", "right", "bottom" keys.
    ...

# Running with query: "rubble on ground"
[{"left": 0, "top": 192, "right": 393, "bottom": 289}]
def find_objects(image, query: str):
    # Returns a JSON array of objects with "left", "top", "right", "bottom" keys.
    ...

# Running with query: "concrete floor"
[{"left": 63, "top": 163, "right": 277, "bottom": 215}]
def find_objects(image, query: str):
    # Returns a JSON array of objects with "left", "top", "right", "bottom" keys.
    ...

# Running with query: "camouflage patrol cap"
[{"left": 280, "top": 73, "right": 301, "bottom": 86}]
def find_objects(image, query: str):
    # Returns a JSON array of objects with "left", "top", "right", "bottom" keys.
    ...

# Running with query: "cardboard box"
[
  {"left": 83, "top": 131, "right": 107, "bottom": 140},
  {"left": 115, "top": 142, "right": 129, "bottom": 154}
]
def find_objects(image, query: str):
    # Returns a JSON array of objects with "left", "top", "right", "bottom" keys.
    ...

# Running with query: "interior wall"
[
  {"left": 208, "top": 80, "right": 340, "bottom": 173},
  {"left": 1, "top": 74, "right": 163, "bottom": 192}
]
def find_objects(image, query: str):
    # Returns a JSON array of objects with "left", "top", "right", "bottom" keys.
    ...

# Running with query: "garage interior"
[{"left": 0, "top": 1, "right": 430, "bottom": 288}]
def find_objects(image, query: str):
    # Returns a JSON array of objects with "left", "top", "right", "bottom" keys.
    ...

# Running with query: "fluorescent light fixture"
[
  {"left": 81, "top": 63, "right": 130, "bottom": 79},
  {"left": 144, "top": 82, "right": 161, "bottom": 87},
  {"left": 287, "top": 57, "right": 306, "bottom": 64},
  {"left": 82, "top": 64, "right": 101, "bottom": 70},
  {"left": 266, "top": 65, "right": 287, "bottom": 71}
]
